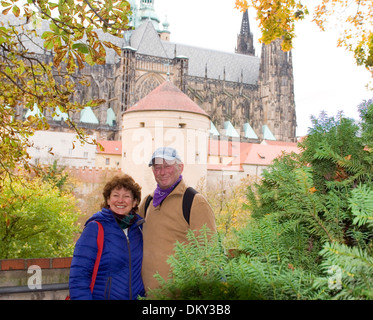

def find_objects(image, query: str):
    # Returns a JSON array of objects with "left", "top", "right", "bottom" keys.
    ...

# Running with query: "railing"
[{"left": 0, "top": 257, "right": 71, "bottom": 300}]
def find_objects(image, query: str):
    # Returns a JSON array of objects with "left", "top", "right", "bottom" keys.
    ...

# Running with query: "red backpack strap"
[{"left": 90, "top": 221, "right": 104, "bottom": 293}]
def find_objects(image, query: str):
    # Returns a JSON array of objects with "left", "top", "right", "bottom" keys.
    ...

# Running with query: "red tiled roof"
[
  {"left": 208, "top": 139, "right": 301, "bottom": 171},
  {"left": 97, "top": 140, "right": 122, "bottom": 155},
  {"left": 125, "top": 81, "right": 209, "bottom": 117},
  {"left": 237, "top": 142, "right": 300, "bottom": 166}
]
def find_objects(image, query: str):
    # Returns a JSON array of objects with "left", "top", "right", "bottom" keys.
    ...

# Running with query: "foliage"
[
  {"left": 235, "top": 0, "right": 307, "bottom": 51},
  {"left": 235, "top": 0, "right": 373, "bottom": 74},
  {"left": 148, "top": 102, "right": 373, "bottom": 300},
  {"left": 227, "top": 214, "right": 322, "bottom": 300},
  {"left": 358, "top": 98, "right": 373, "bottom": 149},
  {"left": 39, "top": 160, "right": 70, "bottom": 193},
  {"left": 0, "top": 0, "right": 131, "bottom": 183},
  {"left": 314, "top": 184, "right": 373, "bottom": 300},
  {"left": 147, "top": 226, "right": 231, "bottom": 300},
  {"left": 204, "top": 177, "right": 252, "bottom": 248},
  {"left": 0, "top": 171, "right": 82, "bottom": 259},
  {"left": 300, "top": 111, "right": 372, "bottom": 191},
  {"left": 147, "top": 223, "right": 321, "bottom": 300}
]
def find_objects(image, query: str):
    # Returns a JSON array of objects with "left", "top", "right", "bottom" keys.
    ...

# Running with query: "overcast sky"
[{"left": 153, "top": 0, "right": 372, "bottom": 137}]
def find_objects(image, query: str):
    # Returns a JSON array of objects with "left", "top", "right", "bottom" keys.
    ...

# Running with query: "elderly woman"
[{"left": 69, "top": 174, "right": 144, "bottom": 300}]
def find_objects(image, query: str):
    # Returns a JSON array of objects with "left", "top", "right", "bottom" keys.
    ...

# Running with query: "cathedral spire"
[
  {"left": 236, "top": 10, "right": 255, "bottom": 56},
  {"left": 138, "top": 0, "right": 161, "bottom": 31},
  {"left": 240, "top": 9, "right": 251, "bottom": 35}
]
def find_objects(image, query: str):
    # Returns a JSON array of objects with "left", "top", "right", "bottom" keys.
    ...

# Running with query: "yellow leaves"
[
  {"left": 103, "top": 41, "right": 122, "bottom": 56},
  {"left": 309, "top": 187, "right": 317, "bottom": 194},
  {"left": 0, "top": 0, "right": 133, "bottom": 182},
  {"left": 1, "top": 1, "right": 18, "bottom": 16},
  {"left": 313, "top": 0, "right": 373, "bottom": 71},
  {"left": 1, "top": 1, "right": 20, "bottom": 17},
  {"left": 21, "top": 0, "right": 131, "bottom": 71},
  {"left": 235, "top": 0, "right": 308, "bottom": 51},
  {"left": 235, "top": 0, "right": 249, "bottom": 11},
  {"left": 12, "top": 4, "right": 20, "bottom": 17},
  {"left": 234, "top": 0, "right": 373, "bottom": 70}
]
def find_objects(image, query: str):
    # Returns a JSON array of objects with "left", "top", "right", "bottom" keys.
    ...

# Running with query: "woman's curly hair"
[{"left": 102, "top": 174, "right": 142, "bottom": 212}]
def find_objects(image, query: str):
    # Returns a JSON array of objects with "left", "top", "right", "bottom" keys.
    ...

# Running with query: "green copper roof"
[
  {"left": 53, "top": 106, "right": 68, "bottom": 121},
  {"left": 224, "top": 121, "right": 240, "bottom": 138},
  {"left": 262, "top": 125, "right": 276, "bottom": 140},
  {"left": 243, "top": 122, "right": 258, "bottom": 139},
  {"left": 106, "top": 107, "right": 117, "bottom": 126},
  {"left": 210, "top": 121, "right": 220, "bottom": 136},
  {"left": 80, "top": 106, "right": 99, "bottom": 124},
  {"left": 24, "top": 103, "right": 44, "bottom": 119}
]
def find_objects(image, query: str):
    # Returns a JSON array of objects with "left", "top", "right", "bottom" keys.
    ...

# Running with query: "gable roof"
[
  {"left": 24, "top": 103, "right": 44, "bottom": 119},
  {"left": 243, "top": 122, "right": 258, "bottom": 139},
  {"left": 106, "top": 107, "right": 117, "bottom": 126},
  {"left": 238, "top": 141, "right": 300, "bottom": 166},
  {"left": 125, "top": 80, "right": 209, "bottom": 117},
  {"left": 128, "top": 21, "right": 260, "bottom": 85},
  {"left": 210, "top": 121, "right": 220, "bottom": 136},
  {"left": 80, "top": 107, "right": 99, "bottom": 124},
  {"left": 223, "top": 121, "right": 240, "bottom": 138},
  {"left": 130, "top": 20, "right": 168, "bottom": 58},
  {"left": 7, "top": 13, "right": 261, "bottom": 85},
  {"left": 162, "top": 41, "right": 260, "bottom": 85},
  {"left": 262, "top": 125, "right": 276, "bottom": 140},
  {"left": 208, "top": 139, "right": 301, "bottom": 172}
]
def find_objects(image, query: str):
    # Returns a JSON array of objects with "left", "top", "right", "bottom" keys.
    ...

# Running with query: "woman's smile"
[{"left": 107, "top": 187, "right": 137, "bottom": 215}]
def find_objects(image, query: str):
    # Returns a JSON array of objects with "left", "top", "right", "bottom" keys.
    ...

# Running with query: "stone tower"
[
  {"left": 122, "top": 80, "right": 210, "bottom": 196},
  {"left": 236, "top": 10, "right": 255, "bottom": 56},
  {"left": 255, "top": 39, "right": 297, "bottom": 142},
  {"left": 138, "top": 0, "right": 161, "bottom": 31}
]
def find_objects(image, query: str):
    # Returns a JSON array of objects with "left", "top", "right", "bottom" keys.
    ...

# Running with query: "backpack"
[{"left": 144, "top": 187, "right": 198, "bottom": 224}]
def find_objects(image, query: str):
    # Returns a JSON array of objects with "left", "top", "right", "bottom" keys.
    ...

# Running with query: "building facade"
[{"left": 11, "top": 0, "right": 297, "bottom": 143}]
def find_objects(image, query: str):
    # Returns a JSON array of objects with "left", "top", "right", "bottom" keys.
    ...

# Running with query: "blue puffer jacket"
[{"left": 69, "top": 208, "right": 145, "bottom": 300}]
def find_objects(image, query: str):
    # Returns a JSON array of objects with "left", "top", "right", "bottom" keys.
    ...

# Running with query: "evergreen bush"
[{"left": 147, "top": 102, "right": 373, "bottom": 300}]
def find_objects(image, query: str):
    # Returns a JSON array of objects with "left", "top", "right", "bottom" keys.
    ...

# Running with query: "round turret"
[{"left": 122, "top": 81, "right": 210, "bottom": 196}]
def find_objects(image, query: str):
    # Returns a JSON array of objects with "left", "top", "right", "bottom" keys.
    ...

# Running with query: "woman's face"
[{"left": 107, "top": 187, "right": 137, "bottom": 216}]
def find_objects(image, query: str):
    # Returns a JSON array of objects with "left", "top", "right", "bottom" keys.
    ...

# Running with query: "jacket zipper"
[
  {"left": 104, "top": 277, "right": 112, "bottom": 299},
  {"left": 124, "top": 229, "right": 132, "bottom": 300}
]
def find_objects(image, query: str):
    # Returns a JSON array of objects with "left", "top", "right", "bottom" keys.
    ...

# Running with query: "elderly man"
[{"left": 139, "top": 147, "right": 216, "bottom": 294}]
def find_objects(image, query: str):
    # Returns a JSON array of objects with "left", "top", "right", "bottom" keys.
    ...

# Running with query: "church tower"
[
  {"left": 256, "top": 39, "right": 297, "bottom": 142},
  {"left": 138, "top": 0, "right": 161, "bottom": 31},
  {"left": 236, "top": 10, "right": 255, "bottom": 56}
]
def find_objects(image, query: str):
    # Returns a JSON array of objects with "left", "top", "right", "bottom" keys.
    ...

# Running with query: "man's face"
[{"left": 152, "top": 158, "right": 184, "bottom": 189}]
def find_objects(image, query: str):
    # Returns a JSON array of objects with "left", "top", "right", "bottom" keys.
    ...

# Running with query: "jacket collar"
[{"left": 86, "top": 207, "right": 143, "bottom": 227}]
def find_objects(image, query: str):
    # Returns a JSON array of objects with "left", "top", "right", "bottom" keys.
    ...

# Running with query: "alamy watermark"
[
  {"left": 127, "top": 120, "right": 242, "bottom": 171},
  {"left": 27, "top": 265, "right": 42, "bottom": 290},
  {"left": 327, "top": 265, "right": 342, "bottom": 290},
  {"left": 26, "top": 263, "right": 342, "bottom": 292}
]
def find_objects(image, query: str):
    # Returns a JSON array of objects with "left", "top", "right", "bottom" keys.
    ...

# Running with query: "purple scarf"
[{"left": 153, "top": 175, "right": 182, "bottom": 207}]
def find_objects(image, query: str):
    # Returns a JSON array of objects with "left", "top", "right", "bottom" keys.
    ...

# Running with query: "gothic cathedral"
[{"left": 23, "top": 0, "right": 297, "bottom": 142}]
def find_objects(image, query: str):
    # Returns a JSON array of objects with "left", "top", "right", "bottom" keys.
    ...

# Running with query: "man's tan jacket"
[{"left": 138, "top": 179, "right": 217, "bottom": 294}]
